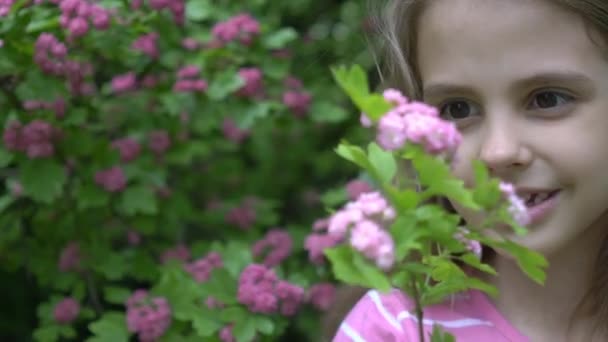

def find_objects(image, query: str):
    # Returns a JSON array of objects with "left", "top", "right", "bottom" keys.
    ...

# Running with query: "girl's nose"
[{"left": 478, "top": 122, "right": 532, "bottom": 176}]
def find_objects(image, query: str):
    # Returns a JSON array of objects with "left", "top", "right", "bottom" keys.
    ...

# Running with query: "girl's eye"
[
  {"left": 439, "top": 100, "right": 479, "bottom": 121},
  {"left": 528, "top": 91, "right": 574, "bottom": 110}
]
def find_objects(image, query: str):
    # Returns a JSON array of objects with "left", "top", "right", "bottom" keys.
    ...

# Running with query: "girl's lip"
[{"left": 526, "top": 190, "right": 561, "bottom": 225}]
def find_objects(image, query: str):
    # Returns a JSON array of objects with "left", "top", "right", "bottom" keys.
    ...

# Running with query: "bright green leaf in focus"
[
  {"left": 335, "top": 142, "right": 371, "bottom": 170},
  {"left": 262, "top": 28, "right": 298, "bottom": 49},
  {"left": 359, "top": 94, "right": 392, "bottom": 121},
  {"left": 331, "top": 65, "right": 369, "bottom": 106},
  {"left": 117, "top": 185, "right": 158, "bottom": 216},
  {"left": 20, "top": 159, "right": 67, "bottom": 204},
  {"left": 325, "top": 245, "right": 391, "bottom": 292},
  {"left": 368, "top": 142, "right": 397, "bottom": 185},
  {"left": 86, "top": 312, "right": 129, "bottom": 342}
]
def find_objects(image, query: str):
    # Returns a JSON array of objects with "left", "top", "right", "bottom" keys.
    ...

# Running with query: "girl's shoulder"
[{"left": 332, "top": 288, "right": 529, "bottom": 342}]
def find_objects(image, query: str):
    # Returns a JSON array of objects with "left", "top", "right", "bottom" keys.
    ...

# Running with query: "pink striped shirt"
[{"left": 333, "top": 288, "right": 529, "bottom": 342}]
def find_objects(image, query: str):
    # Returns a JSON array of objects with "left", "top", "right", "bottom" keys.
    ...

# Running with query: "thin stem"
[
  {"left": 410, "top": 277, "right": 425, "bottom": 342},
  {"left": 85, "top": 271, "right": 103, "bottom": 316}
]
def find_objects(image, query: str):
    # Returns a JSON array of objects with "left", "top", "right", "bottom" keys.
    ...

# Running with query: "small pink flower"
[
  {"left": 111, "top": 72, "right": 137, "bottom": 93},
  {"left": 346, "top": 180, "right": 373, "bottom": 201},
  {"left": 94, "top": 166, "right": 127, "bottom": 193},
  {"left": 53, "top": 297, "right": 80, "bottom": 324},
  {"left": 307, "top": 283, "right": 336, "bottom": 311},
  {"left": 160, "top": 244, "right": 191, "bottom": 264}
]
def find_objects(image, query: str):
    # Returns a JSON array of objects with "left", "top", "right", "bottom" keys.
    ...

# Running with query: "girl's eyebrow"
[{"left": 422, "top": 71, "right": 594, "bottom": 99}]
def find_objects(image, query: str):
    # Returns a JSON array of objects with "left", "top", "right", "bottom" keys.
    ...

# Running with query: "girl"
[{"left": 330, "top": 0, "right": 608, "bottom": 341}]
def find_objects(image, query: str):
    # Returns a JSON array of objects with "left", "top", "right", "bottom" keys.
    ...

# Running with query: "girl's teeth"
[{"left": 531, "top": 192, "right": 551, "bottom": 206}]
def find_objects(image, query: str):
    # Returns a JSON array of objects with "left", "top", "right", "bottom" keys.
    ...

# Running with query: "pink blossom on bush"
[
  {"left": 219, "top": 325, "right": 236, "bottom": 342},
  {"left": 237, "top": 264, "right": 278, "bottom": 314},
  {"left": 94, "top": 166, "right": 127, "bottom": 193},
  {"left": 3, "top": 121, "right": 24, "bottom": 152},
  {"left": 127, "top": 230, "right": 141, "bottom": 246},
  {"left": 211, "top": 13, "right": 260, "bottom": 46},
  {"left": 132, "top": 32, "right": 159, "bottom": 59},
  {"left": 111, "top": 138, "right": 141, "bottom": 162},
  {"left": 125, "top": 290, "right": 172, "bottom": 341},
  {"left": 173, "top": 79, "right": 208, "bottom": 92},
  {"left": 222, "top": 118, "right": 250, "bottom": 144},
  {"left": 275, "top": 280, "right": 305, "bottom": 316},
  {"left": 181, "top": 37, "right": 199, "bottom": 50},
  {"left": 226, "top": 199, "right": 256, "bottom": 229},
  {"left": 284, "top": 76, "right": 303, "bottom": 89},
  {"left": 282, "top": 90, "right": 312, "bottom": 117},
  {"left": 111, "top": 72, "right": 137, "bottom": 93},
  {"left": 345, "top": 179, "right": 373, "bottom": 201},
  {"left": 307, "top": 283, "right": 336, "bottom": 311},
  {"left": 205, "top": 296, "right": 224, "bottom": 310},
  {"left": 184, "top": 252, "right": 223, "bottom": 282},
  {"left": 500, "top": 181, "right": 530, "bottom": 226},
  {"left": 3, "top": 120, "right": 61, "bottom": 159},
  {"left": 177, "top": 65, "right": 199, "bottom": 79},
  {"left": 148, "top": 130, "right": 171, "bottom": 156},
  {"left": 58, "top": 241, "right": 81, "bottom": 272},
  {"left": 237, "top": 67, "right": 263, "bottom": 97},
  {"left": 454, "top": 228, "right": 482, "bottom": 260},
  {"left": 0, "top": 0, "right": 15, "bottom": 17},
  {"left": 148, "top": 0, "right": 184, "bottom": 24},
  {"left": 53, "top": 297, "right": 80, "bottom": 324},
  {"left": 160, "top": 244, "right": 190, "bottom": 264},
  {"left": 34, "top": 33, "right": 67, "bottom": 75},
  {"left": 349, "top": 220, "right": 395, "bottom": 270},
  {"left": 304, "top": 232, "right": 340, "bottom": 265},
  {"left": 251, "top": 229, "right": 292, "bottom": 267}
]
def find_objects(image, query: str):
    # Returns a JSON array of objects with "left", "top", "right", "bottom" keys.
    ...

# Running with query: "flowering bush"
[
  {"left": 0, "top": 0, "right": 375, "bottom": 341},
  {"left": 321, "top": 66, "right": 548, "bottom": 341}
]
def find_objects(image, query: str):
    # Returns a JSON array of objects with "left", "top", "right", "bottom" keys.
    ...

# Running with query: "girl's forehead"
[{"left": 416, "top": 0, "right": 604, "bottom": 88}]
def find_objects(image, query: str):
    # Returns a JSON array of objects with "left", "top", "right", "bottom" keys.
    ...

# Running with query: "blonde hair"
[{"left": 369, "top": 0, "right": 608, "bottom": 339}]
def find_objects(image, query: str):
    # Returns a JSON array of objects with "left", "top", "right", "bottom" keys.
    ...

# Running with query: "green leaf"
[
  {"left": 310, "top": 101, "right": 349, "bottom": 123},
  {"left": 208, "top": 70, "right": 245, "bottom": 100},
  {"left": 232, "top": 316, "right": 257, "bottom": 342},
  {"left": 390, "top": 215, "right": 423, "bottom": 260},
  {"left": 15, "top": 69, "right": 66, "bottom": 102},
  {"left": 20, "top": 159, "right": 67, "bottom": 204},
  {"left": 368, "top": 142, "right": 396, "bottom": 185},
  {"left": 262, "top": 28, "right": 298, "bottom": 49},
  {"left": 254, "top": 316, "right": 274, "bottom": 335},
  {"left": 359, "top": 94, "right": 392, "bottom": 121},
  {"left": 192, "top": 312, "right": 223, "bottom": 337},
  {"left": 498, "top": 240, "right": 548, "bottom": 285},
  {"left": 185, "top": 0, "right": 212, "bottom": 21},
  {"left": 320, "top": 187, "right": 348, "bottom": 208},
  {"left": 200, "top": 268, "right": 238, "bottom": 304},
  {"left": 117, "top": 185, "right": 157, "bottom": 216},
  {"left": 0, "top": 147, "right": 13, "bottom": 167},
  {"left": 335, "top": 142, "right": 371, "bottom": 170},
  {"left": 94, "top": 253, "right": 128, "bottom": 280},
  {"left": 331, "top": 65, "right": 369, "bottom": 105},
  {"left": 430, "top": 324, "right": 456, "bottom": 342},
  {"left": 459, "top": 253, "right": 497, "bottom": 276},
  {"left": 103, "top": 286, "right": 131, "bottom": 305},
  {"left": 86, "top": 312, "right": 129, "bottom": 342},
  {"left": 0, "top": 195, "right": 15, "bottom": 213},
  {"left": 325, "top": 246, "right": 391, "bottom": 292},
  {"left": 219, "top": 306, "right": 248, "bottom": 323},
  {"left": 33, "top": 325, "right": 61, "bottom": 342},
  {"left": 76, "top": 183, "right": 110, "bottom": 210}
]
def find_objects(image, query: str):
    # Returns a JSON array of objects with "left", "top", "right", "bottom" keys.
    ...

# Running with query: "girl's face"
[{"left": 417, "top": 0, "right": 608, "bottom": 256}]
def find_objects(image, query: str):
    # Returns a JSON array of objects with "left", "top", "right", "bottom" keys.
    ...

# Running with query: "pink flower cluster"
[
  {"left": 184, "top": 252, "right": 223, "bottom": 283},
  {"left": 173, "top": 65, "right": 207, "bottom": 93},
  {"left": 237, "top": 264, "right": 304, "bottom": 316},
  {"left": 58, "top": 0, "right": 111, "bottom": 39},
  {"left": 126, "top": 290, "right": 172, "bottom": 342},
  {"left": 365, "top": 89, "right": 462, "bottom": 154},
  {"left": 346, "top": 179, "right": 373, "bottom": 201},
  {"left": 53, "top": 297, "right": 80, "bottom": 324},
  {"left": 454, "top": 228, "right": 483, "bottom": 260},
  {"left": 132, "top": 32, "right": 159, "bottom": 59},
  {"left": 147, "top": 0, "right": 185, "bottom": 25},
  {"left": 211, "top": 13, "right": 260, "bottom": 46},
  {"left": 222, "top": 118, "right": 250, "bottom": 144},
  {"left": 3, "top": 120, "right": 61, "bottom": 159},
  {"left": 225, "top": 197, "right": 256, "bottom": 229},
  {"left": 282, "top": 76, "right": 311, "bottom": 117},
  {"left": 236, "top": 67, "right": 263, "bottom": 98},
  {"left": 112, "top": 72, "right": 137, "bottom": 93},
  {"left": 306, "top": 283, "right": 336, "bottom": 311},
  {"left": 58, "top": 241, "right": 81, "bottom": 272},
  {"left": 23, "top": 98, "right": 67, "bottom": 119},
  {"left": 251, "top": 229, "right": 292, "bottom": 267},
  {"left": 304, "top": 218, "right": 341, "bottom": 265},
  {"left": 160, "top": 244, "right": 191, "bottom": 264},
  {"left": 111, "top": 137, "right": 141, "bottom": 163},
  {"left": 94, "top": 166, "right": 127, "bottom": 193},
  {"left": 328, "top": 191, "right": 396, "bottom": 270},
  {"left": 34, "top": 33, "right": 68, "bottom": 75},
  {"left": 0, "top": 0, "right": 14, "bottom": 17},
  {"left": 148, "top": 130, "right": 171, "bottom": 156},
  {"left": 219, "top": 325, "right": 235, "bottom": 342},
  {"left": 499, "top": 182, "right": 530, "bottom": 226}
]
